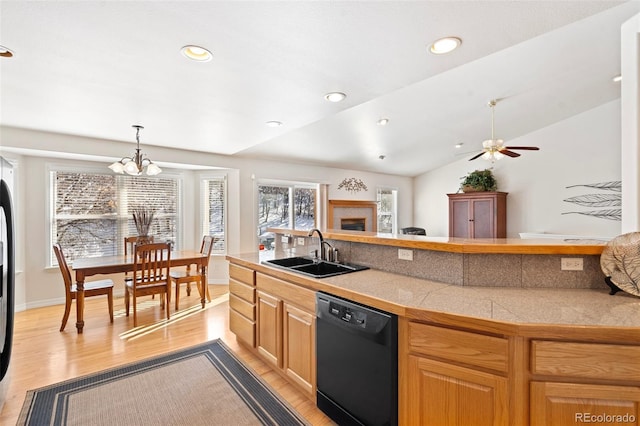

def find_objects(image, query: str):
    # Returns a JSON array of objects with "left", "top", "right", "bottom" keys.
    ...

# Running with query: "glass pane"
[
  {"left": 206, "top": 179, "right": 225, "bottom": 252},
  {"left": 257, "top": 185, "right": 289, "bottom": 249},
  {"left": 122, "top": 176, "right": 178, "bottom": 246},
  {"left": 55, "top": 173, "right": 117, "bottom": 215},
  {"left": 55, "top": 218, "right": 118, "bottom": 262},
  {"left": 377, "top": 189, "right": 394, "bottom": 234},
  {"left": 294, "top": 187, "right": 315, "bottom": 230}
]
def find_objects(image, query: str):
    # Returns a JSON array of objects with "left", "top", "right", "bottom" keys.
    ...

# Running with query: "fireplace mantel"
[{"left": 328, "top": 200, "right": 377, "bottom": 232}]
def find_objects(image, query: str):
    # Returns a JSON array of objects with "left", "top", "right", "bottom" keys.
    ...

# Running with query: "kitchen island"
[{"left": 227, "top": 235, "right": 639, "bottom": 426}]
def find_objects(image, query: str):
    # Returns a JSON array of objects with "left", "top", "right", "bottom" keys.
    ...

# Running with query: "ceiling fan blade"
[
  {"left": 500, "top": 149, "right": 521, "bottom": 157},
  {"left": 468, "top": 151, "right": 485, "bottom": 161},
  {"left": 504, "top": 146, "right": 540, "bottom": 150}
]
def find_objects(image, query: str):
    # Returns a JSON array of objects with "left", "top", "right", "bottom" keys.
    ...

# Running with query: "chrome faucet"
[{"left": 308, "top": 228, "right": 331, "bottom": 261}]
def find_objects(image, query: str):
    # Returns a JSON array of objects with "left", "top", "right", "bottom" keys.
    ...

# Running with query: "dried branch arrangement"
[{"left": 132, "top": 206, "right": 155, "bottom": 236}]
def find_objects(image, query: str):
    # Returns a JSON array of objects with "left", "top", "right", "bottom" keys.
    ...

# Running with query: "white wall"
[
  {"left": 414, "top": 101, "right": 622, "bottom": 239},
  {"left": 0, "top": 126, "right": 412, "bottom": 309},
  {"left": 620, "top": 12, "right": 640, "bottom": 233}
]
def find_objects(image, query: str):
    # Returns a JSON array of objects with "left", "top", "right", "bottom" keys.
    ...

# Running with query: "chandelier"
[{"left": 108, "top": 125, "right": 162, "bottom": 176}]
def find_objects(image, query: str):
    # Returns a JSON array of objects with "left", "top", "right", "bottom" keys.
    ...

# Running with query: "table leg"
[
  {"left": 200, "top": 265, "right": 207, "bottom": 308},
  {"left": 75, "top": 273, "right": 85, "bottom": 334}
]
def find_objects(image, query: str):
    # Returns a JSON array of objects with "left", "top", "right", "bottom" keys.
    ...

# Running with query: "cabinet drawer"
[
  {"left": 229, "top": 278, "right": 255, "bottom": 303},
  {"left": 229, "top": 293, "right": 255, "bottom": 321},
  {"left": 229, "top": 263, "right": 255, "bottom": 286},
  {"left": 229, "top": 308, "right": 255, "bottom": 347},
  {"left": 256, "top": 273, "right": 315, "bottom": 313},
  {"left": 409, "top": 322, "right": 508, "bottom": 373},
  {"left": 531, "top": 340, "right": 640, "bottom": 381}
]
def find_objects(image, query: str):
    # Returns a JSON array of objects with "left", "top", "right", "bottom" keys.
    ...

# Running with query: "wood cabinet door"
[
  {"left": 405, "top": 355, "right": 508, "bottom": 426},
  {"left": 470, "top": 198, "right": 495, "bottom": 238},
  {"left": 450, "top": 199, "right": 471, "bottom": 238},
  {"left": 256, "top": 290, "right": 282, "bottom": 368},
  {"left": 531, "top": 381, "right": 640, "bottom": 426},
  {"left": 282, "top": 302, "right": 315, "bottom": 396}
]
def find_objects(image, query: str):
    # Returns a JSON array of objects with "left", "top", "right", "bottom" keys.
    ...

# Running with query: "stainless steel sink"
[{"left": 263, "top": 256, "right": 368, "bottom": 278}]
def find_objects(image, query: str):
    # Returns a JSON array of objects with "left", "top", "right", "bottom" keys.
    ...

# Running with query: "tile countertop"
[
  {"left": 228, "top": 252, "right": 640, "bottom": 328},
  {"left": 267, "top": 227, "right": 606, "bottom": 255}
]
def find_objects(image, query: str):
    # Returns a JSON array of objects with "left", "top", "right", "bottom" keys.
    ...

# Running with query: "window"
[
  {"left": 201, "top": 177, "right": 226, "bottom": 254},
  {"left": 377, "top": 188, "right": 397, "bottom": 234},
  {"left": 51, "top": 169, "right": 180, "bottom": 265},
  {"left": 257, "top": 182, "right": 317, "bottom": 249}
]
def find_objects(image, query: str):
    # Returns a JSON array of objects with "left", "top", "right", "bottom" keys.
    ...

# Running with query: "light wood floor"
[{"left": 0, "top": 285, "right": 334, "bottom": 425}]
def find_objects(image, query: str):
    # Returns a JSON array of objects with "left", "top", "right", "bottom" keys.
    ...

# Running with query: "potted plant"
[{"left": 460, "top": 169, "right": 497, "bottom": 192}]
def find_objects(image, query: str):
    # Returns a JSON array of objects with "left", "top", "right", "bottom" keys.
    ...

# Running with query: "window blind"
[
  {"left": 202, "top": 178, "right": 226, "bottom": 253},
  {"left": 52, "top": 171, "right": 179, "bottom": 264}
]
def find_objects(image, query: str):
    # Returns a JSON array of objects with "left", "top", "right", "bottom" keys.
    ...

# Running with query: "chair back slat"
[
  {"left": 133, "top": 242, "right": 170, "bottom": 286},
  {"left": 196, "top": 235, "right": 215, "bottom": 272}
]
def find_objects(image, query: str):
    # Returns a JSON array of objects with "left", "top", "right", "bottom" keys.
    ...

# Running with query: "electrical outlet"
[
  {"left": 297, "top": 237, "right": 305, "bottom": 246},
  {"left": 561, "top": 258, "right": 583, "bottom": 271},
  {"left": 398, "top": 249, "right": 413, "bottom": 261}
]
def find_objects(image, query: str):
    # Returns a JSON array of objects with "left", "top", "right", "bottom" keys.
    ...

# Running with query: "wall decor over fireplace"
[
  {"left": 328, "top": 200, "right": 377, "bottom": 232},
  {"left": 337, "top": 177, "right": 368, "bottom": 193}
]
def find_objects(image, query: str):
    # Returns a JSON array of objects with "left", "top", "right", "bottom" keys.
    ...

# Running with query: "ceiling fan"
[{"left": 469, "top": 99, "right": 540, "bottom": 161}]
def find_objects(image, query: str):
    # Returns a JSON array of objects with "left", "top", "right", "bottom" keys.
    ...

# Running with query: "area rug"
[{"left": 17, "top": 339, "right": 309, "bottom": 426}]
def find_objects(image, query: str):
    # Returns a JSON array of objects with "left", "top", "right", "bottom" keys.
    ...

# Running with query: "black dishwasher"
[{"left": 316, "top": 292, "right": 398, "bottom": 426}]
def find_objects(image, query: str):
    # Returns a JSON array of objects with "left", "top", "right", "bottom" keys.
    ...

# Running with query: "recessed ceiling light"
[
  {"left": 429, "top": 37, "right": 462, "bottom": 55},
  {"left": 613, "top": 74, "right": 622, "bottom": 83},
  {"left": 0, "top": 45, "right": 14, "bottom": 58},
  {"left": 324, "top": 92, "right": 346, "bottom": 102},
  {"left": 265, "top": 120, "right": 283, "bottom": 127},
  {"left": 180, "top": 45, "right": 212, "bottom": 62},
  {"left": 377, "top": 118, "right": 389, "bottom": 126},
  {"left": 455, "top": 143, "right": 463, "bottom": 149}
]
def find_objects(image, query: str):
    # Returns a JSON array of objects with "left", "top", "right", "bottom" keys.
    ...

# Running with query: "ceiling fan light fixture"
[
  {"left": 469, "top": 99, "right": 539, "bottom": 162},
  {"left": 0, "top": 45, "right": 14, "bottom": 58},
  {"left": 181, "top": 45, "right": 212, "bottom": 62},
  {"left": 429, "top": 37, "right": 461, "bottom": 55},
  {"left": 482, "top": 150, "right": 504, "bottom": 162}
]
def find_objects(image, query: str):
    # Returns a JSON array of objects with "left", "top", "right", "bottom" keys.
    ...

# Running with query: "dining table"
[{"left": 71, "top": 250, "right": 208, "bottom": 334}]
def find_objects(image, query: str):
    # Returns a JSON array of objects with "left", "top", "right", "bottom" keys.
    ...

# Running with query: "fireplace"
[
  {"left": 328, "top": 200, "right": 377, "bottom": 232},
  {"left": 341, "top": 217, "right": 366, "bottom": 231}
]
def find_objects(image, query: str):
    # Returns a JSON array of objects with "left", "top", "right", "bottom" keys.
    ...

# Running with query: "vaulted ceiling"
[{"left": 1, "top": 1, "right": 637, "bottom": 176}]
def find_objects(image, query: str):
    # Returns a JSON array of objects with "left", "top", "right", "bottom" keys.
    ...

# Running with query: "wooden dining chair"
[
  {"left": 170, "top": 235, "right": 214, "bottom": 310},
  {"left": 53, "top": 243, "right": 114, "bottom": 332},
  {"left": 124, "top": 235, "right": 154, "bottom": 257},
  {"left": 124, "top": 242, "right": 171, "bottom": 327}
]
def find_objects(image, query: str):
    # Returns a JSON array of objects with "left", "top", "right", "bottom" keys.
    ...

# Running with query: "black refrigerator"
[{"left": 0, "top": 156, "right": 15, "bottom": 411}]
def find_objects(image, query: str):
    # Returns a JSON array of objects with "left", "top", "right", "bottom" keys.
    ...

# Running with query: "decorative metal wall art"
[
  {"left": 337, "top": 178, "right": 368, "bottom": 193},
  {"left": 562, "top": 181, "right": 621, "bottom": 221}
]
